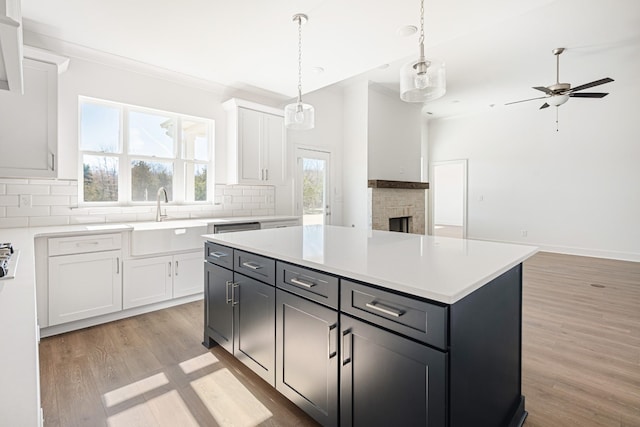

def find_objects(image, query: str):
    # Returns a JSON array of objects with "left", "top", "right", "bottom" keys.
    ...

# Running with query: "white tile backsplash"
[{"left": 0, "top": 179, "right": 276, "bottom": 228}]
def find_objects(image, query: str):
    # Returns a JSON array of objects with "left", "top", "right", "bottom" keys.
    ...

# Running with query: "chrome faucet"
[{"left": 156, "top": 187, "right": 168, "bottom": 222}]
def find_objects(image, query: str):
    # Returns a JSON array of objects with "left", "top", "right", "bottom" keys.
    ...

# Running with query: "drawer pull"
[
  {"left": 242, "top": 261, "right": 262, "bottom": 270},
  {"left": 76, "top": 241, "right": 100, "bottom": 246},
  {"left": 290, "top": 277, "right": 315, "bottom": 288},
  {"left": 365, "top": 302, "right": 405, "bottom": 318},
  {"left": 210, "top": 251, "right": 228, "bottom": 258}
]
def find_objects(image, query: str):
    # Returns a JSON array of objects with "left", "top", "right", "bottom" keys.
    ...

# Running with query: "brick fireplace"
[{"left": 368, "top": 180, "right": 429, "bottom": 235}]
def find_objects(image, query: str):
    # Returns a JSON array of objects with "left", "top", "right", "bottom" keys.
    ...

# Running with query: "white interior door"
[
  {"left": 430, "top": 160, "right": 467, "bottom": 238},
  {"left": 295, "top": 148, "right": 331, "bottom": 225}
]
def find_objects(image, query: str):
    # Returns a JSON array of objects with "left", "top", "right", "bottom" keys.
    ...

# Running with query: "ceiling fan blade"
[
  {"left": 569, "top": 92, "right": 609, "bottom": 98},
  {"left": 569, "top": 77, "right": 614, "bottom": 93},
  {"left": 505, "top": 96, "right": 548, "bottom": 106},
  {"left": 533, "top": 86, "right": 553, "bottom": 95},
  {"left": 540, "top": 103, "right": 550, "bottom": 109}
]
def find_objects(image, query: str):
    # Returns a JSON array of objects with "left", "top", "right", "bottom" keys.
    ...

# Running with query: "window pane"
[
  {"left": 80, "top": 103, "right": 120, "bottom": 153},
  {"left": 129, "top": 111, "right": 175, "bottom": 158},
  {"left": 185, "top": 163, "right": 207, "bottom": 201},
  {"left": 182, "top": 119, "right": 209, "bottom": 161},
  {"left": 131, "top": 160, "right": 173, "bottom": 202},
  {"left": 83, "top": 155, "right": 118, "bottom": 202}
]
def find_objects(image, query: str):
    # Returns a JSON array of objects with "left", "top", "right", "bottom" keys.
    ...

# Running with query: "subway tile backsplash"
[{"left": 0, "top": 179, "right": 276, "bottom": 229}]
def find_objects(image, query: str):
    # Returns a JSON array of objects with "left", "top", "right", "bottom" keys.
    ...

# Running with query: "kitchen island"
[{"left": 203, "top": 225, "right": 538, "bottom": 427}]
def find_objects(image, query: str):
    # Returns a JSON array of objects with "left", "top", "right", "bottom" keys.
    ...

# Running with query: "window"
[{"left": 79, "top": 97, "right": 214, "bottom": 204}]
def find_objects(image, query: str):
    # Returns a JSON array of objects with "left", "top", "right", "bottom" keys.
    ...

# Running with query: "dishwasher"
[{"left": 211, "top": 222, "right": 261, "bottom": 234}]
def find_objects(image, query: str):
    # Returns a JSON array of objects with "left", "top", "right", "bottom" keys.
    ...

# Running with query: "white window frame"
[{"left": 78, "top": 96, "right": 214, "bottom": 206}]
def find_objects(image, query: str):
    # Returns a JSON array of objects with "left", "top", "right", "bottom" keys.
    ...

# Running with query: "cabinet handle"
[
  {"left": 328, "top": 324, "right": 337, "bottom": 359},
  {"left": 50, "top": 152, "right": 55, "bottom": 171},
  {"left": 116, "top": 257, "right": 120, "bottom": 274},
  {"left": 168, "top": 261, "right": 172, "bottom": 277},
  {"left": 342, "top": 330, "right": 352, "bottom": 365},
  {"left": 76, "top": 241, "right": 100, "bottom": 246},
  {"left": 232, "top": 283, "right": 240, "bottom": 306},
  {"left": 365, "top": 302, "right": 405, "bottom": 318},
  {"left": 265, "top": 169, "right": 269, "bottom": 181},
  {"left": 210, "top": 251, "right": 228, "bottom": 258},
  {"left": 242, "top": 261, "right": 262, "bottom": 270},
  {"left": 175, "top": 261, "right": 179, "bottom": 276},
  {"left": 290, "top": 277, "right": 315, "bottom": 288},
  {"left": 225, "top": 281, "right": 232, "bottom": 304}
]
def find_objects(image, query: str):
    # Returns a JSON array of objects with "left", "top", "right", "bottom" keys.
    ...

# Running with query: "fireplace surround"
[{"left": 368, "top": 180, "right": 428, "bottom": 235}]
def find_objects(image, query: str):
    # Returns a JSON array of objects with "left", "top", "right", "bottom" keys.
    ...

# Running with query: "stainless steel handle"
[
  {"left": 265, "top": 169, "right": 269, "bottom": 181},
  {"left": 342, "top": 330, "right": 352, "bottom": 365},
  {"left": 225, "top": 280, "right": 232, "bottom": 304},
  {"left": 290, "top": 277, "right": 315, "bottom": 288},
  {"left": 328, "top": 324, "right": 337, "bottom": 359},
  {"left": 210, "top": 251, "right": 228, "bottom": 258},
  {"left": 175, "top": 260, "right": 179, "bottom": 276},
  {"left": 76, "top": 241, "right": 100, "bottom": 246},
  {"left": 116, "top": 257, "right": 120, "bottom": 274},
  {"left": 365, "top": 302, "right": 405, "bottom": 318},
  {"left": 261, "top": 169, "right": 265, "bottom": 181},
  {"left": 168, "top": 261, "right": 172, "bottom": 277},
  {"left": 232, "top": 283, "right": 239, "bottom": 306},
  {"left": 242, "top": 261, "right": 262, "bottom": 270},
  {"left": 50, "top": 152, "right": 55, "bottom": 171}
]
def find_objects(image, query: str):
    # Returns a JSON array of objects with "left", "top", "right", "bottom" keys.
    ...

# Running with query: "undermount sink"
[{"left": 129, "top": 220, "right": 208, "bottom": 256}]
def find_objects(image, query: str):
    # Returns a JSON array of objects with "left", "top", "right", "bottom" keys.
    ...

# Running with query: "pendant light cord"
[
  {"left": 297, "top": 16, "right": 303, "bottom": 104},
  {"left": 419, "top": 0, "right": 425, "bottom": 47}
]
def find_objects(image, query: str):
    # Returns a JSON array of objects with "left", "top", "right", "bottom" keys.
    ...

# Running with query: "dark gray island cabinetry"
[{"left": 203, "top": 225, "right": 537, "bottom": 427}]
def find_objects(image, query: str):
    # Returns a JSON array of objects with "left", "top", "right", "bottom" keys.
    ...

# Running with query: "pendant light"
[
  {"left": 400, "top": 0, "right": 446, "bottom": 103},
  {"left": 284, "top": 13, "right": 315, "bottom": 130}
]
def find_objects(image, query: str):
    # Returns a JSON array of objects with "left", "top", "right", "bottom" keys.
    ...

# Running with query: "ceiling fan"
[{"left": 506, "top": 48, "right": 614, "bottom": 109}]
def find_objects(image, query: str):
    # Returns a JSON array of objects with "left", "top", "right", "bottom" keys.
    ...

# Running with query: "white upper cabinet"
[
  {"left": 0, "top": 52, "right": 68, "bottom": 178},
  {"left": 224, "top": 98, "right": 286, "bottom": 186}
]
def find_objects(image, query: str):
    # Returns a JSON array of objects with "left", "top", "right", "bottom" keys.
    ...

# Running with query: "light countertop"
[
  {"left": 0, "top": 214, "right": 297, "bottom": 425},
  {"left": 204, "top": 225, "right": 539, "bottom": 304}
]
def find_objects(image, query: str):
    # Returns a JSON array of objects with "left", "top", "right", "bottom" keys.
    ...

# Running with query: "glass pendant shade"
[
  {"left": 400, "top": 57, "right": 446, "bottom": 102},
  {"left": 284, "top": 101, "right": 315, "bottom": 130}
]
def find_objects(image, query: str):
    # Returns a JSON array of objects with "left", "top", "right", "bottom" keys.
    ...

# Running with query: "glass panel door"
[{"left": 296, "top": 148, "right": 331, "bottom": 225}]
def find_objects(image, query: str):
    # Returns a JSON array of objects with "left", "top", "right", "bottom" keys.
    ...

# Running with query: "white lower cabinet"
[
  {"left": 124, "top": 251, "right": 203, "bottom": 309},
  {"left": 48, "top": 250, "right": 122, "bottom": 326}
]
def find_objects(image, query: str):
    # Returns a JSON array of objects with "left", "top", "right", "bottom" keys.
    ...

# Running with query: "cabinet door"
[
  {"left": 123, "top": 256, "right": 173, "bottom": 309},
  {"left": 238, "top": 107, "right": 263, "bottom": 183},
  {"left": 0, "top": 59, "right": 57, "bottom": 178},
  {"left": 262, "top": 112, "right": 285, "bottom": 185},
  {"left": 340, "top": 315, "right": 446, "bottom": 427},
  {"left": 204, "top": 262, "right": 234, "bottom": 353},
  {"left": 276, "top": 289, "right": 338, "bottom": 426},
  {"left": 48, "top": 250, "right": 122, "bottom": 325},
  {"left": 233, "top": 273, "right": 275, "bottom": 386},
  {"left": 173, "top": 251, "right": 203, "bottom": 298}
]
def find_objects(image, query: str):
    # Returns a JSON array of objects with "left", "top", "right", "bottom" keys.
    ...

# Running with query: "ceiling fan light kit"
[
  {"left": 284, "top": 13, "right": 315, "bottom": 130},
  {"left": 400, "top": 0, "right": 446, "bottom": 103}
]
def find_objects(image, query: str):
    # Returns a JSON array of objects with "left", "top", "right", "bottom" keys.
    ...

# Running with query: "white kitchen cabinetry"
[
  {"left": 124, "top": 250, "right": 202, "bottom": 309},
  {"left": 260, "top": 218, "right": 300, "bottom": 229},
  {"left": 48, "top": 234, "right": 123, "bottom": 326},
  {"left": 0, "top": 57, "right": 62, "bottom": 177},
  {"left": 223, "top": 98, "right": 285, "bottom": 185}
]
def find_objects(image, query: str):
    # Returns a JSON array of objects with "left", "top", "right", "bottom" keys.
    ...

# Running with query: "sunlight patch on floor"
[
  {"left": 103, "top": 372, "right": 169, "bottom": 408},
  {"left": 191, "top": 368, "right": 273, "bottom": 426},
  {"left": 179, "top": 352, "right": 219, "bottom": 375}
]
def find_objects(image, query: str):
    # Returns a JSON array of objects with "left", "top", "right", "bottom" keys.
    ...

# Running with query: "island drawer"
[
  {"left": 205, "top": 242, "right": 234, "bottom": 269},
  {"left": 276, "top": 261, "right": 339, "bottom": 309},
  {"left": 235, "top": 250, "right": 276, "bottom": 285},
  {"left": 341, "top": 279, "right": 448, "bottom": 350},
  {"left": 48, "top": 233, "right": 122, "bottom": 256}
]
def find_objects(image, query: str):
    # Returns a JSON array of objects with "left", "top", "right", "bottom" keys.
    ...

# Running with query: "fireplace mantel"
[{"left": 368, "top": 180, "right": 429, "bottom": 190}]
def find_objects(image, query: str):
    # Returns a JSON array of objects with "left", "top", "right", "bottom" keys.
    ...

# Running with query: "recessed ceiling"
[{"left": 21, "top": 0, "right": 640, "bottom": 118}]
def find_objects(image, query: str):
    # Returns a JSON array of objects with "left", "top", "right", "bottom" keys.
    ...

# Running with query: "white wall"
[
  {"left": 433, "top": 162, "right": 464, "bottom": 226},
  {"left": 342, "top": 80, "right": 369, "bottom": 229},
  {"left": 367, "top": 86, "right": 423, "bottom": 181},
  {"left": 276, "top": 86, "right": 345, "bottom": 225},
  {"left": 429, "top": 79, "right": 640, "bottom": 261}
]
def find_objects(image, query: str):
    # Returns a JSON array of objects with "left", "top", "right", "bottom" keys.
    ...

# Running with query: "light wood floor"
[{"left": 39, "top": 252, "right": 640, "bottom": 426}]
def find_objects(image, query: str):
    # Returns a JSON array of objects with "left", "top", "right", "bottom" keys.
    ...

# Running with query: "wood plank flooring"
[{"left": 39, "top": 252, "right": 640, "bottom": 426}]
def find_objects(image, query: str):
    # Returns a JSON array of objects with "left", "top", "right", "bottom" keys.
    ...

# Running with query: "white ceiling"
[{"left": 20, "top": 0, "right": 640, "bottom": 118}]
